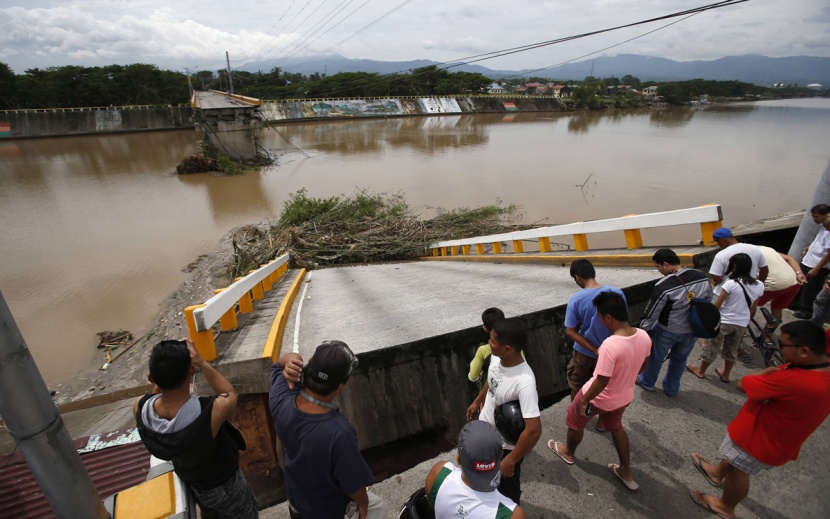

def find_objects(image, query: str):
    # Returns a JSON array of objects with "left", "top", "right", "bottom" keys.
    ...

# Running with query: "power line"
[
  {"left": 285, "top": 0, "right": 418, "bottom": 74},
  {"left": 263, "top": 0, "right": 362, "bottom": 70},
  {"left": 279, "top": 0, "right": 748, "bottom": 98}
]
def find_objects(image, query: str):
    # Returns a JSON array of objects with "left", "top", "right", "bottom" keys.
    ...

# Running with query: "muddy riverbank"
[{"left": 51, "top": 227, "right": 251, "bottom": 408}]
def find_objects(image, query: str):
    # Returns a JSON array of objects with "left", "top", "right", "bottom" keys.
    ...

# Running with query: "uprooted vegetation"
[
  {"left": 229, "top": 188, "right": 524, "bottom": 277},
  {"left": 176, "top": 138, "right": 274, "bottom": 176}
]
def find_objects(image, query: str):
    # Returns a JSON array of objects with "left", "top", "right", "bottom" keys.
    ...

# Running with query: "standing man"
[
  {"left": 637, "top": 248, "right": 713, "bottom": 396},
  {"left": 689, "top": 320, "right": 830, "bottom": 519},
  {"left": 754, "top": 245, "right": 805, "bottom": 323},
  {"left": 270, "top": 341, "right": 386, "bottom": 519},
  {"left": 548, "top": 292, "right": 651, "bottom": 491},
  {"left": 466, "top": 318, "right": 541, "bottom": 505},
  {"left": 794, "top": 206, "right": 830, "bottom": 318},
  {"left": 564, "top": 260, "right": 626, "bottom": 412},
  {"left": 134, "top": 339, "right": 258, "bottom": 519},
  {"left": 709, "top": 227, "right": 768, "bottom": 289}
]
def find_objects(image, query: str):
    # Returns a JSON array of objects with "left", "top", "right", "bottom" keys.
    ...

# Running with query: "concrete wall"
[
  {"left": 259, "top": 96, "right": 563, "bottom": 122},
  {"left": 337, "top": 279, "right": 656, "bottom": 452},
  {"left": 1, "top": 97, "right": 561, "bottom": 139},
  {"left": 0, "top": 105, "right": 194, "bottom": 139}
]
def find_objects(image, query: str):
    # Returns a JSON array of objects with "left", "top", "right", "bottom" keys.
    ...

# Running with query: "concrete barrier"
[
  {"left": 1, "top": 96, "right": 563, "bottom": 139},
  {"left": 334, "top": 279, "right": 656, "bottom": 451},
  {"left": 0, "top": 105, "right": 193, "bottom": 139}
]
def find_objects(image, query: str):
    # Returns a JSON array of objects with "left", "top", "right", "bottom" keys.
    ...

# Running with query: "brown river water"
[{"left": 1, "top": 98, "right": 829, "bottom": 385}]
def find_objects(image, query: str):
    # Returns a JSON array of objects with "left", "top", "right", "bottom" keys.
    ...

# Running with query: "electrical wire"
[
  {"left": 274, "top": 0, "right": 748, "bottom": 99},
  {"left": 284, "top": 0, "right": 418, "bottom": 74},
  {"left": 264, "top": 0, "right": 362, "bottom": 70}
]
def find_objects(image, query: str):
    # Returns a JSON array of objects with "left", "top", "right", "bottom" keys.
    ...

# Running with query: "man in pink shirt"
[{"left": 548, "top": 291, "right": 651, "bottom": 491}]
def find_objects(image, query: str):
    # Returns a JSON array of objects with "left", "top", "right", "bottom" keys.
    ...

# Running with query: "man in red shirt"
[{"left": 689, "top": 320, "right": 830, "bottom": 519}]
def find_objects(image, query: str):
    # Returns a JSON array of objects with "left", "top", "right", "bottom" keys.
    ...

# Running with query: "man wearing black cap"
[
  {"left": 425, "top": 421, "right": 526, "bottom": 518},
  {"left": 269, "top": 341, "right": 386, "bottom": 519}
]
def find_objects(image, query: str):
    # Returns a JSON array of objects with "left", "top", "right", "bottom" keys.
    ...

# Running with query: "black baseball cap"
[{"left": 305, "top": 340, "right": 358, "bottom": 386}]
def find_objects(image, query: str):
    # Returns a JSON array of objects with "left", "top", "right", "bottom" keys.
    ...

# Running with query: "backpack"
[
  {"left": 688, "top": 297, "right": 721, "bottom": 338},
  {"left": 676, "top": 273, "right": 721, "bottom": 339}
]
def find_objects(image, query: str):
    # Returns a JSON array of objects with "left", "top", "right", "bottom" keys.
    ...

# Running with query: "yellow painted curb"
[
  {"left": 419, "top": 254, "right": 698, "bottom": 268},
  {"left": 262, "top": 268, "right": 307, "bottom": 362}
]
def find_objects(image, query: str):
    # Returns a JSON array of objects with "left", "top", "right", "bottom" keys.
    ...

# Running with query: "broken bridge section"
[{"left": 192, "top": 90, "right": 262, "bottom": 160}]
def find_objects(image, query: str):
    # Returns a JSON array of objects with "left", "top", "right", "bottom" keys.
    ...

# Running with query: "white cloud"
[{"left": 0, "top": 0, "right": 828, "bottom": 74}]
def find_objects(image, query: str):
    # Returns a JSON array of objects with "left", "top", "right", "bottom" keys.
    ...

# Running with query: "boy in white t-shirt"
[{"left": 466, "top": 318, "right": 541, "bottom": 505}]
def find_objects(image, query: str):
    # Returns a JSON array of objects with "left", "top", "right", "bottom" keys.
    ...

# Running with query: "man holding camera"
[
  {"left": 134, "top": 339, "right": 258, "bottom": 518},
  {"left": 270, "top": 341, "right": 386, "bottom": 519}
]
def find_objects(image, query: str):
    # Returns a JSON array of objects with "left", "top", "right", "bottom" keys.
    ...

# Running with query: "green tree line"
[
  {"left": 1, "top": 61, "right": 821, "bottom": 110},
  {"left": 0, "top": 62, "right": 190, "bottom": 109},
  {"left": 0, "top": 62, "right": 492, "bottom": 109}
]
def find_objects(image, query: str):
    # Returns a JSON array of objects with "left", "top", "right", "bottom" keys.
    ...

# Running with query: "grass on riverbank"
[{"left": 230, "top": 188, "right": 523, "bottom": 276}]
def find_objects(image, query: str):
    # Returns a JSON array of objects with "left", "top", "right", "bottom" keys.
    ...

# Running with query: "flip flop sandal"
[
  {"left": 691, "top": 453, "right": 724, "bottom": 488},
  {"left": 547, "top": 440, "right": 575, "bottom": 465},
  {"left": 609, "top": 463, "right": 638, "bottom": 491},
  {"left": 689, "top": 490, "right": 734, "bottom": 519},
  {"left": 715, "top": 368, "right": 730, "bottom": 383},
  {"left": 686, "top": 364, "right": 705, "bottom": 379}
]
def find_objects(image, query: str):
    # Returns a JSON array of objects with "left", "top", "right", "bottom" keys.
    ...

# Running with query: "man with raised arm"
[
  {"left": 134, "top": 339, "right": 258, "bottom": 518},
  {"left": 270, "top": 341, "right": 386, "bottom": 519}
]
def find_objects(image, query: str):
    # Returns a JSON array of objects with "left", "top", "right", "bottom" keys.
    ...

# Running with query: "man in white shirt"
[
  {"left": 794, "top": 205, "right": 830, "bottom": 318},
  {"left": 709, "top": 227, "right": 768, "bottom": 290}
]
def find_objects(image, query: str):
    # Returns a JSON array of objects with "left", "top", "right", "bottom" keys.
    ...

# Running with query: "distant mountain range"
[{"left": 239, "top": 54, "right": 830, "bottom": 85}]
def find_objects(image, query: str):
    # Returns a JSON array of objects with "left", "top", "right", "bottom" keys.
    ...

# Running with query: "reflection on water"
[{"left": 1, "top": 98, "right": 829, "bottom": 385}]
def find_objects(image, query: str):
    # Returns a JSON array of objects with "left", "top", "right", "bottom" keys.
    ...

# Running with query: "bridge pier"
[
  {"left": 197, "top": 117, "right": 261, "bottom": 161},
  {"left": 193, "top": 91, "right": 263, "bottom": 161}
]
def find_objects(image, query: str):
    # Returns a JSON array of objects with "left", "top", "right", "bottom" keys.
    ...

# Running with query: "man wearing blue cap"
[{"left": 709, "top": 227, "right": 768, "bottom": 289}]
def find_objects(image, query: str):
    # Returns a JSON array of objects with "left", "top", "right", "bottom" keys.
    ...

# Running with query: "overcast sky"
[{"left": 2, "top": 0, "right": 829, "bottom": 75}]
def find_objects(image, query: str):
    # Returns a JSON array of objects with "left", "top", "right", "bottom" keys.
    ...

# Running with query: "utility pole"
[
  {"left": 226, "top": 51, "right": 235, "bottom": 95},
  {"left": 788, "top": 156, "right": 830, "bottom": 257},
  {"left": 183, "top": 66, "right": 197, "bottom": 96},
  {"left": 0, "top": 290, "right": 109, "bottom": 518}
]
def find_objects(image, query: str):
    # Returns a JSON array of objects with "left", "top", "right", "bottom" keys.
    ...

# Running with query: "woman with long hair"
[{"left": 688, "top": 253, "right": 764, "bottom": 383}]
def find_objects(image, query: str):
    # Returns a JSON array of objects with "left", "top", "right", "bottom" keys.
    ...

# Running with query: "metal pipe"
[
  {"left": 788, "top": 156, "right": 830, "bottom": 258},
  {"left": 0, "top": 290, "right": 109, "bottom": 518}
]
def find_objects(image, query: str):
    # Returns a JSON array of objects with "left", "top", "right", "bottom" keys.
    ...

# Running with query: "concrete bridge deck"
[{"left": 214, "top": 244, "right": 716, "bottom": 372}]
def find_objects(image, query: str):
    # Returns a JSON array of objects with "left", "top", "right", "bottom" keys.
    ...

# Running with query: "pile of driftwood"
[
  {"left": 96, "top": 330, "right": 133, "bottom": 349},
  {"left": 230, "top": 189, "right": 523, "bottom": 277},
  {"left": 95, "top": 330, "right": 134, "bottom": 368}
]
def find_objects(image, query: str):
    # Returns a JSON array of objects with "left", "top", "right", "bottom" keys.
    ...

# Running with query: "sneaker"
[
  {"left": 793, "top": 311, "right": 812, "bottom": 320},
  {"left": 636, "top": 378, "right": 654, "bottom": 392}
]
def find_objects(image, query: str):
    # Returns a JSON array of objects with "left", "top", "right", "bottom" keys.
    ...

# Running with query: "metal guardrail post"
[
  {"left": 184, "top": 304, "right": 216, "bottom": 361},
  {"left": 0, "top": 290, "right": 109, "bottom": 519}
]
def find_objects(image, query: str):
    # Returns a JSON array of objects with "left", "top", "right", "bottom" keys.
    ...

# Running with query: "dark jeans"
[
  {"left": 193, "top": 469, "right": 259, "bottom": 519},
  {"left": 498, "top": 450, "right": 524, "bottom": 505},
  {"left": 798, "top": 263, "right": 829, "bottom": 311}
]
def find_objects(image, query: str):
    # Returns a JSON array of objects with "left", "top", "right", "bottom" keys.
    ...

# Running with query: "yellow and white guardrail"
[
  {"left": 427, "top": 204, "right": 723, "bottom": 257},
  {"left": 184, "top": 254, "right": 290, "bottom": 361}
]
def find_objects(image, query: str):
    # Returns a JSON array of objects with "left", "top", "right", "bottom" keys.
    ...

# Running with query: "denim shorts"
[{"left": 192, "top": 469, "right": 258, "bottom": 519}]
